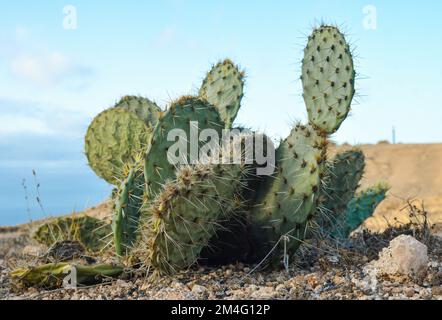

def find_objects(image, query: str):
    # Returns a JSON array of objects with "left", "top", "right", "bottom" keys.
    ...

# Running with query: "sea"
[{"left": 0, "top": 165, "right": 112, "bottom": 226}]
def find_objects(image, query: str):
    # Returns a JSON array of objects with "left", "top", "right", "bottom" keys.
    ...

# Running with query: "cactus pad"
[
  {"left": 140, "top": 162, "right": 248, "bottom": 274},
  {"left": 318, "top": 149, "right": 365, "bottom": 230},
  {"left": 199, "top": 59, "right": 244, "bottom": 128},
  {"left": 144, "top": 96, "right": 224, "bottom": 201},
  {"left": 117, "top": 95, "right": 161, "bottom": 127},
  {"left": 336, "top": 183, "right": 389, "bottom": 238},
  {"left": 33, "top": 215, "right": 112, "bottom": 252},
  {"left": 249, "top": 124, "right": 327, "bottom": 263},
  {"left": 302, "top": 25, "right": 355, "bottom": 134},
  {"left": 10, "top": 263, "right": 123, "bottom": 288},
  {"left": 85, "top": 108, "right": 151, "bottom": 185},
  {"left": 112, "top": 161, "right": 145, "bottom": 256}
]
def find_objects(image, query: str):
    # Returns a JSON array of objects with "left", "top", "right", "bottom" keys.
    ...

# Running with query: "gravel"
[{"left": 1, "top": 228, "right": 442, "bottom": 300}]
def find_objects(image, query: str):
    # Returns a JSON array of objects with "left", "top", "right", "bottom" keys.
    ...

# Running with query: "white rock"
[
  {"left": 191, "top": 284, "right": 207, "bottom": 296},
  {"left": 22, "top": 245, "right": 44, "bottom": 257},
  {"left": 250, "top": 286, "right": 275, "bottom": 299},
  {"left": 372, "top": 235, "right": 428, "bottom": 276}
]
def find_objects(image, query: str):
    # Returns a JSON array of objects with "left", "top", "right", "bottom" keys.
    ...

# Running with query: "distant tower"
[{"left": 392, "top": 126, "right": 396, "bottom": 144}]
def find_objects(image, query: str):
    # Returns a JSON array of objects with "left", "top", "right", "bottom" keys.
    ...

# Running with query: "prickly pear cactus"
[
  {"left": 199, "top": 59, "right": 245, "bottom": 128},
  {"left": 301, "top": 26, "right": 355, "bottom": 134},
  {"left": 249, "top": 124, "right": 327, "bottom": 263},
  {"left": 139, "top": 161, "right": 249, "bottom": 274},
  {"left": 334, "top": 183, "right": 389, "bottom": 238},
  {"left": 33, "top": 215, "right": 112, "bottom": 252},
  {"left": 117, "top": 95, "right": 161, "bottom": 128},
  {"left": 85, "top": 108, "right": 151, "bottom": 185},
  {"left": 144, "top": 96, "right": 225, "bottom": 201},
  {"left": 112, "top": 160, "right": 145, "bottom": 256},
  {"left": 318, "top": 149, "right": 365, "bottom": 230}
]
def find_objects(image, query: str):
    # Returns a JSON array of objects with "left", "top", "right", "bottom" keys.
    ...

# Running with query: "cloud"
[
  {"left": 0, "top": 115, "right": 53, "bottom": 136},
  {"left": 0, "top": 98, "right": 88, "bottom": 139},
  {"left": 9, "top": 51, "right": 93, "bottom": 87}
]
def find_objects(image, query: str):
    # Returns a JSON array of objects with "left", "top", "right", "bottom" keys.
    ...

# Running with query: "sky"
[{"left": 1, "top": 1, "right": 442, "bottom": 224}]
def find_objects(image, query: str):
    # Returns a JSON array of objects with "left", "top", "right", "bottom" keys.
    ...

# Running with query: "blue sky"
[{"left": 1, "top": 1, "right": 442, "bottom": 224}]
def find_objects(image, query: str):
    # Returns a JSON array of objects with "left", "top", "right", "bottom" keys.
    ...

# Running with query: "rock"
[
  {"left": 115, "top": 280, "right": 133, "bottom": 290},
  {"left": 372, "top": 235, "right": 428, "bottom": 276},
  {"left": 333, "top": 276, "right": 345, "bottom": 286},
  {"left": 22, "top": 245, "right": 44, "bottom": 257},
  {"left": 275, "top": 284, "right": 286, "bottom": 292},
  {"left": 191, "top": 284, "right": 208, "bottom": 298},
  {"left": 250, "top": 286, "right": 275, "bottom": 300},
  {"left": 432, "top": 286, "right": 442, "bottom": 296},
  {"left": 404, "top": 288, "right": 415, "bottom": 298}
]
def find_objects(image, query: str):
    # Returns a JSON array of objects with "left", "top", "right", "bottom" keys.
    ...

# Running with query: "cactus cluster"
[{"left": 30, "top": 25, "right": 387, "bottom": 280}]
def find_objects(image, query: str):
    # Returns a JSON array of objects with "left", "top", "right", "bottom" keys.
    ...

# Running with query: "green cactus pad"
[
  {"left": 144, "top": 96, "right": 224, "bottom": 201},
  {"left": 117, "top": 95, "right": 161, "bottom": 127},
  {"left": 318, "top": 149, "right": 365, "bottom": 230},
  {"left": 10, "top": 263, "right": 123, "bottom": 288},
  {"left": 112, "top": 161, "right": 145, "bottom": 256},
  {"left": 85, "top": 108, "right": 151, "bottom": 185},
  {"left": 302, "top": 25, "right": 355, "bottom": 134},
  {"left": 140, "top": 162, "right": 248, "bottom": 274},
  {"left": 33, "top": 215, "right": 112, "bottom": 252},
  {"left": 249, "top": 123, "right": 326, "bottom": 264},
  {"left": 199, "top": 59, "right": 245, "bottom": 128},
  {"left": 336, "top": 183, "right": 389, "bottom": 238}
]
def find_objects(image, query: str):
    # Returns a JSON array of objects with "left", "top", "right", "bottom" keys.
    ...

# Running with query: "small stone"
[
  {"left": 225, "top": 269, "right": 233, "bottom": 276},
  {"left": 306, "top": 275, "right": 318, "bottom": 288},
  {"left": 250, "top": 286, "right": 275, "bottom": 300},
  {"left": 404, "top": 288, "right": 415, "bottom": 298},
  {"left": 192, "top": 284, "right": 207, "bottom": 296},
  {"left": 392, "top": 287, "right": 402, "bottom": 294},
  {"left": 22, "top": 245, "right": 44, "bottom": 257},
  {"left": 333, "top": 276, "right": 345, "bottom": 286},
  {"left": 115, "top": 280, "right": 132, "bottom": 289},
  {"left": 275, "top": 284, "right": 285, "bottom": 292},
  {"left": 372, "top": 235, "right": 428, "bottom": 276},
  {"left": 432, "top": 286, "right": 442, "bottom": 296}
]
